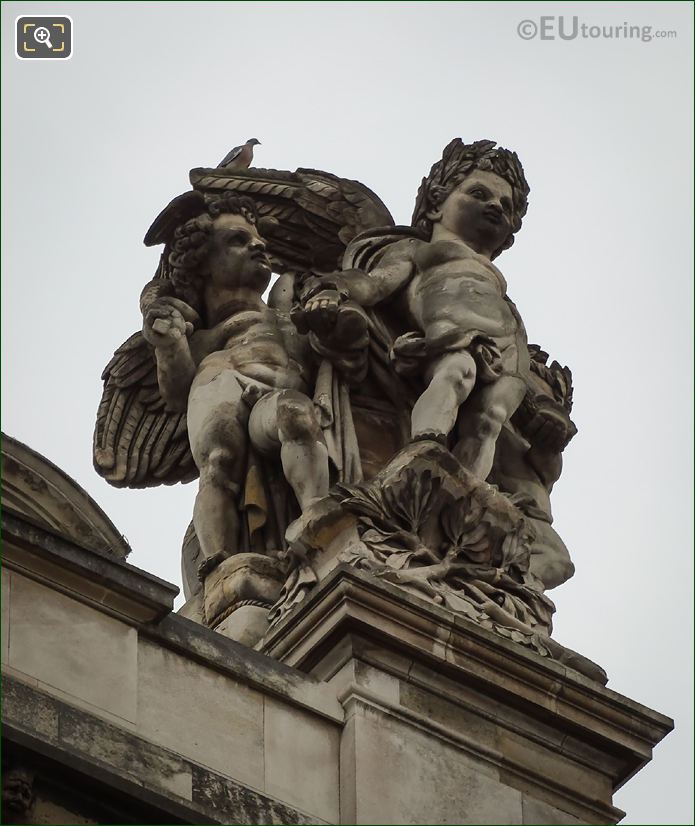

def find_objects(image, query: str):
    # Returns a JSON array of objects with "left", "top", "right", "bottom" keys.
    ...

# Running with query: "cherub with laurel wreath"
[{"left": 299, "top": 139, "right": 537, "bottom": 484}]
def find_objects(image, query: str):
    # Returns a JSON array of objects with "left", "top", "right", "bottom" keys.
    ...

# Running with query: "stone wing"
[
  {"left": 186, "top": 166, "right": 395, "bottom": 272},
  {"left": 142, "top": 190, "right": 206, "bottom": 249},
  {"left": 93, "top": 331, "right": 197, "bottom": 488}
]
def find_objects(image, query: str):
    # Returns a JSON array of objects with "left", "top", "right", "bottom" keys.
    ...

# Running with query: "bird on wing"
[{"left": 217, "top": 138, "right": 261, "bottom": 170}]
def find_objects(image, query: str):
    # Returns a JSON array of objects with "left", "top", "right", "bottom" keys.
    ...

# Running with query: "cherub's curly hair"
[
  {"left": 411, "top": 139, "right": 530, "bottom": 258},
  {"left": 168, "top": 195, "right": 259, "bottom": 308}
]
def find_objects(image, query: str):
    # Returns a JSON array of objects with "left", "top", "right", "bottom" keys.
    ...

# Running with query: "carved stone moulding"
[
  {"left": 260, "top": 565, "right": 673, "bottom": 825},
  {"left": 2, "top": 432, "right": 130, "bottom": 560}
]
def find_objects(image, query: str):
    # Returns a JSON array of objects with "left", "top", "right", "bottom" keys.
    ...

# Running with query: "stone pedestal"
[
  {"left": 262, "top": 566, "right": 673, "bottom": 825},
  {"left": 204, "top": 553, "right": 286, "bottom": 646}
]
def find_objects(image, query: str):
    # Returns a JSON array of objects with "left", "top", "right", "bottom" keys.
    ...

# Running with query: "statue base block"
[
  {"left": 204, "top": 552, "right": 286, "bottom": 646},
  {"left": 261, "top": 566, "right": 673, "bottom": 824}
]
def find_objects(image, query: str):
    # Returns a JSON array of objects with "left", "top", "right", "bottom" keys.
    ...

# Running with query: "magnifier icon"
[{"left": 34, "top": 26, "right": 53, "bottom": 49}]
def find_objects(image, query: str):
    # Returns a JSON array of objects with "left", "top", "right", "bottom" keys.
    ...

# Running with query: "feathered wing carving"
[
  {"left": 93, "top": 332, "right": 197, "bottom": 488},
  {"left": 186, "top": 166, "right": 395, "bottom": 272},
  {"left": 142, "top": 190, "right": 209, "bottom": 286},
  {"left": 95, "top": 166, "right": 394, "bottom": 490},
  {"left": 143, "top": 190, "right": 206, "bottom": 249}
]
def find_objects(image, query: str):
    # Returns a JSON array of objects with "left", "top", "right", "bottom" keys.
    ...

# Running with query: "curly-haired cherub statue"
[
  {"left": 302, "top": 139, "right": 531, "bottom": 482},
  {"left": 141, "top": 195, "right": 329, "bottom": 577}
]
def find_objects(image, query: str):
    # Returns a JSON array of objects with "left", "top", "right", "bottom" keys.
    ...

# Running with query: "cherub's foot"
[
  {"left": 284, "top": 513, "right": 313, "bottom": 559},
  {"left": 283, "top": 496, "right": 336, "bottom": 559},
  {"left": 197, "top": 551, "right": 227, "bottom": 582}
]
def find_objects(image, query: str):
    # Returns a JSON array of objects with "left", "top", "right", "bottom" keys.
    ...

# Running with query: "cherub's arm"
[
  {"left": 526, "top": 446, "right": 563, "bottom": 492},
  {"left": 341, "top": 242, "right": 416, "bottom": 306},
  {"left": 303, "top": 240, "right": 415, "bottom": 312},
  {"left": 142, "top": 298, "right": 197, "bottom": 413},
  {"left": 513, "top": 353, "right": 577, "bottom": 492}
]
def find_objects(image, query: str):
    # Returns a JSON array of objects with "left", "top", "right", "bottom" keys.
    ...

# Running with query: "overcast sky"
[{"left": 2, "top": 2, "right": 693, "bottom": 823}]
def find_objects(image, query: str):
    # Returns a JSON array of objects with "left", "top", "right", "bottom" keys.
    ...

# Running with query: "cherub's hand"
[
  {"left": 241, "top": 380, "right": 273, "bottom": 407},
  {"left": 142, "top": 300, "right": 193, "bottom": 349},
  {"left": 302, "top": 289, "right": 343, "bottom": 337},
  {"left": 391, "top": 331, "right": 427, "bottom": 358},
  {"left": 390, "top": 331, "right": 428, "bottom": 375},
  {"left": 523, "top": 400, "right": 576, "bottom": 453}
]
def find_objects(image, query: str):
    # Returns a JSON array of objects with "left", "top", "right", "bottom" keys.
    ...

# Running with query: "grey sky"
[{"left": 2, "top": 2, "right": 693, "bottom": 823}]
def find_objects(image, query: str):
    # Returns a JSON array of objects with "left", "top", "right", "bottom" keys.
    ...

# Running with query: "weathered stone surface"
[
  {"left": 344, "top": 700, "right": 524, "bottom": 824},
  {"left": 263, "top": 696, "right": 340, "bottom": 822},
  {"left": 3, "top": 516, "right": 343, "bottom": 725},
  {"left": 267, "top": 442, "right": 607, "bottom": 682},
  {"left": 7, "top": 572, "right": 138, "bottom": 722},
  {"left": 2, "top": 510, "right": 178, "bottom": 624},
  {"left": 2, "top": 763, "right": 36, "bottom": 823},
  {"left": 350, "top": 401, "right": 406, "bottom": 480},
  {"left": 214, "top": 604, "right": 272, "bottom": 647},
  {"left": 59, "top": 704, "right": 193, "bottom": 801},
  {"left": 137, "top": 638, "right": 265, "bottom": 789},
  {"left": 3, "top": 673, "right": 322, "bottom": 825},
  {"left": 29, "top": 795, "right": 97, "bottom": 826},
  {"left": 521, "top": 797, "right": 585, "bottom": 825},
  {"left": 94, "top": 198, "right": 345, "bottom": 626},
  {"left": 2, "top": 674, "right": 60, "bottom": 741},
  {"left": 191, "top": 765, "right": 324, "bottom": 825},
  {"left": 143, "top": 613, "right": 344, "bottom": 723},
  {"left": 2, "top": 567, "right": 10, "bottom": 663},
  {"left": 1, "top": 527, "right": 673, "bottom": 826},
  {"left": 399, "top": 679, "right": 499, "bottom": 752}
]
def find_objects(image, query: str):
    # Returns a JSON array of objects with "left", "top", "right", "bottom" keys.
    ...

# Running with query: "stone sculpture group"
[{"left": 94, "top": 138, "right": 604, "bottom": 682}]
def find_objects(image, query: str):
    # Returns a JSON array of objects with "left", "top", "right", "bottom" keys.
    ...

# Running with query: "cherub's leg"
[
  {"left": 188, "top": 371, "right": 249, "bottom": 577},
  {"left": 249, "top": 390, "right": 329, "bottom": 510},
  {"left": 454, "top": 375, "right": 526, "bottom": 480},
  {"left": 411, "top": 351, "right": 477, "bottom": 442}
]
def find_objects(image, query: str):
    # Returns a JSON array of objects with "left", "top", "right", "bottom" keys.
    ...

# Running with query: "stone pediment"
[{"left": 2, "top": 433, "right": 130, "bottom": 559}]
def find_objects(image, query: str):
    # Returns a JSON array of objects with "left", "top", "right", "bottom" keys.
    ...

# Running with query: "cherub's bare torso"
[
  {"left": 391, "top": 238, "right": 524, "bottom": 367},
  {"left": 191, "top": 307, "right": 312, "bottom": 395}
]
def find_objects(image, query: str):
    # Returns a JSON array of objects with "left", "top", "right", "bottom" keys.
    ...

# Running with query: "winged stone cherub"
[
  {"left": 111, "top": 196, "right": 333, "bottom": 579},
  {"left": 94, "top": 165, "right": 394, "bottom": 592}
]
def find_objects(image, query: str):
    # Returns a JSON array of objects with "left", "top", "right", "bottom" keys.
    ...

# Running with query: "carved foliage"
[{"left": 331, "top": 451, "right": 556, "bottom": 653}]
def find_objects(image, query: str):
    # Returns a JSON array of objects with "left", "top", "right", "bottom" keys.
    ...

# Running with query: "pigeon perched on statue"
[{"left": 217, "top": 138, "right": 261, "bottom": 170}]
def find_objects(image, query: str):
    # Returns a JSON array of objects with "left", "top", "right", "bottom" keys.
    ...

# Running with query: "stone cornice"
[{"left": 262, "top": 565, "right": 674, "bottom": 792}]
